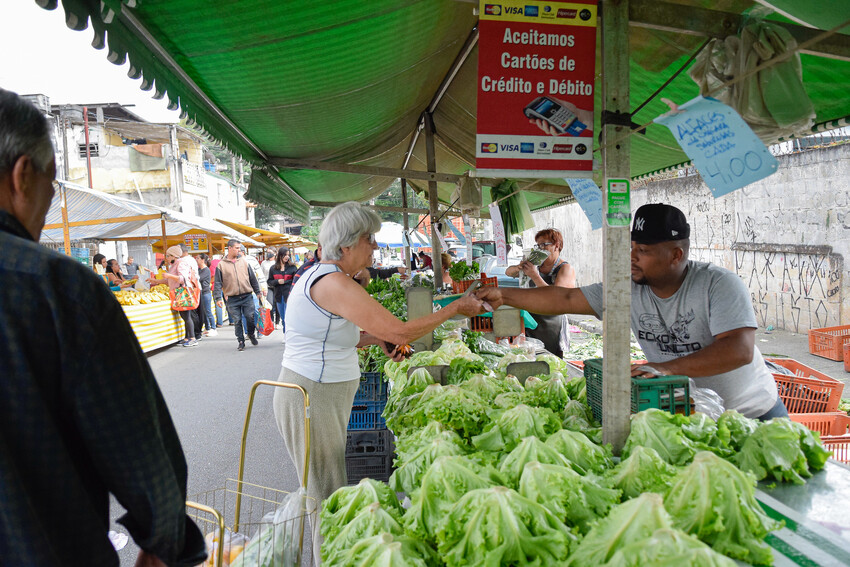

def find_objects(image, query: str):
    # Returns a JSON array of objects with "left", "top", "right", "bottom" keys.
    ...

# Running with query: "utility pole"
[{"left": 168, "top": 125, "right": 184, "bottom": 211}]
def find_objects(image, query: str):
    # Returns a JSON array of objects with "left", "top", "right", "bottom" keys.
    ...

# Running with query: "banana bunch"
[
  {"left": 151, "top": 284, "right": 170, "bottom": 294},
  {"left": 113, "top": 290, "right": 171, "bottom": 306}
]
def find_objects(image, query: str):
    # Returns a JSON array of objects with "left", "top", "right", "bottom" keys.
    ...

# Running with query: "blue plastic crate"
[
  {"left": 354, "top": 372, "right": 388, "bottom": 403},
  {"left": 348, "top": 400, "right": 387, "bottom": 430}
]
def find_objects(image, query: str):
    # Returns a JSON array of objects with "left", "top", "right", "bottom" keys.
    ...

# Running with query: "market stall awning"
[
  {"left": 33, "top": 1, "right": 850, "bottom": 218},
  {"left": 214, "top": 218, "right": 316, "bottom": 249},
  {"left": 41, "top": 182, "right": 262, "bottom": 247}
]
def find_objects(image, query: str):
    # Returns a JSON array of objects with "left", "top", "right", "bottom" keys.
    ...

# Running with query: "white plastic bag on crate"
[{"left": 230, "top": 487, "right": 309, "bottom": 567}]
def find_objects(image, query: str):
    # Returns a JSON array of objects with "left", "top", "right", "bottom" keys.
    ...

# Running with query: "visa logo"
[
  {"left": 505, "top": 6, "right": 524, "bottom": 14},
  {"left": 481, "top": 143, "right": 498, "bottom": 153},
  {"left": 500, "top": 144, "right": 520, "bottom": 152},
  {"left": 484, "top": 4, "right": 501, "bottom": 15},
  {"left": 520, "top": 142, "right": 534, "bottom": 153},
  {"left": 524, "top": 6, "right": 539, "bottom": 17}
]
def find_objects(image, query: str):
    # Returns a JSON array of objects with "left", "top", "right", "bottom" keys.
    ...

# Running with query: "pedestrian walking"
[{"left": 214, "top": 239, "right": 261, "bottom": 351}]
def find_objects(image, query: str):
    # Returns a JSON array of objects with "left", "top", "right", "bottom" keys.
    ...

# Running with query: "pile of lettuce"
[{"left": 325, "top": 339, "right": 834, "bottom": 566}]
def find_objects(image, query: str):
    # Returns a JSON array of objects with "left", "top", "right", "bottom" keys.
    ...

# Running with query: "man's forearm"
[
  {"left": 497, "top": 286, "right": 592, "bottom": 316},
  {"left": 653, "top": 335, "right": 754, "bottom": 378}
]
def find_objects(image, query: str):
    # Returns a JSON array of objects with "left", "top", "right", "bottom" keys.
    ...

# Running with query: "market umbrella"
[{"left": 374, "top": 222, "right": 428, "bottom": 249}]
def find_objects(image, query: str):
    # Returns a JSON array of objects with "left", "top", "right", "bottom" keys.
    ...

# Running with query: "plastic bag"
[
  {"left": 475, "top": 336, "right": 512, "bottom": 356},
  {"left": 230, "top": 488, "right": 309, "bottom": 567},
  {"left": 204, "top": 529, "right": 249, "bottom": 567},
  {"left": 689, "top": 379, "right": 725, "bottom": 420},
  {"left": 688, "top": 19, "right": 814, "bottom": 141},
  {"left": 257, "top": 307, "right": 274, "bottom": 336}
]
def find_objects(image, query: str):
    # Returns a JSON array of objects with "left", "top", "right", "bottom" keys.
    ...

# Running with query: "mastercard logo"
[{"left": 480, "top": 143, "right": 498, "bottom": 153}]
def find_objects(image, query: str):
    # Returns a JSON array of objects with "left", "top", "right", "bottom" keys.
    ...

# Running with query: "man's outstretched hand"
[{"left": 474, "top": 286, "right": 504, "bottom": 309}]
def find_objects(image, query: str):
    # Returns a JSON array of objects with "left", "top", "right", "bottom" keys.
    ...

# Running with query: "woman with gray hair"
[{"left": 273, "top": 201, "right": 482, "bottom": 563}]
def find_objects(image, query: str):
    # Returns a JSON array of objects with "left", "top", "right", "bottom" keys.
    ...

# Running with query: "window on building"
[
  {"left": 194, "top": 199, "right": 205, "bottom": 217},
  {"left": 78, "top": 143, "right": 99, "bottom": 158}
]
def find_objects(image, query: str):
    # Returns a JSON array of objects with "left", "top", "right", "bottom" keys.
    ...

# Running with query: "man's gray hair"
[
  {"left": 0, "top": 89, "right": 55, "bottom": 176},
  {"left": 226, "top": 239, "right": 240, "bottom": 248},
  {"left": 319, "top": 201, "right": 381, "bottom": 261}
]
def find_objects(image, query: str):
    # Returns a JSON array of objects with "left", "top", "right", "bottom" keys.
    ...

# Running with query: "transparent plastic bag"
[
  {"left": 204, "top": 529, "right": 249, "bottom": 567},
  {"left": 475, "top": 336, "right": 512, "bottom": 356},
  {"left": 688, "top": 19, "right": 814, "bottom": 141},
  {"left": 689, "top": 379, "right": 725, "bottom": 420},
  {"left": 230, "top": 488, "right": 308, "bottom": 567}
]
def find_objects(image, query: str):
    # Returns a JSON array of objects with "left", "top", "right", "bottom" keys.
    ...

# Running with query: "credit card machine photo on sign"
[{"left": 523, "top": 96, "right": 587, "bottom": 136}]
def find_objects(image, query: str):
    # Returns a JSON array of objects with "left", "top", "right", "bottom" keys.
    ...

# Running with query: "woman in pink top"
[{"left": 149, "top": 245, "right": 200, "bottom": 347}]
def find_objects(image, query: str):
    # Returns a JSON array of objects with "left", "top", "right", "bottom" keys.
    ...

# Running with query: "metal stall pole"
[
  {"left": 60, "top": 183, "right": 71, "bottom": 256},
  {"left": 161, "top": 216, "right": 168, "bottom": 258},
  {"left": 424, "top": 112, "right": 443, "bottom": 289},
  {"left": 402, "top": 178, "right": 411, "bottom": 274},
  {"left": 83, "top": 107, "right": 93, "bottom": 189},
  {"left": 600, "top": 0, "right": 633, "bottom": 454}
]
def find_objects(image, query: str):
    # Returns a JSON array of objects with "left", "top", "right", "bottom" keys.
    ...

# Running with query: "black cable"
[{"left": 631, "top": 38, "right": 712, "bottom": 118}]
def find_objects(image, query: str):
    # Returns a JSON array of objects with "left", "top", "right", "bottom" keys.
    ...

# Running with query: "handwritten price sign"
[
  {"left": 566, "top": 178, "right": 602, "bottom": 230},
  {"left": 655, "top": 96, "right": 778, "bottom": 197}
]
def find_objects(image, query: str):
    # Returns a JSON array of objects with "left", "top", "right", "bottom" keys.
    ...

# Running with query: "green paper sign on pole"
[{"left": 606, "top": 179, "right": 630, "bottom": 227}]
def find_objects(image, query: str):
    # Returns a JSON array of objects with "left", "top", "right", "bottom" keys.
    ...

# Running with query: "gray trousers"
[{"left": 272, "top": 367, "right": 359, "bottom": 566}]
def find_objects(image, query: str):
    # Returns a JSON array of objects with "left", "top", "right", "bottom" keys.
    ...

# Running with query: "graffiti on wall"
[{"left": 732, "top": 242, "right": 842, "bottom": 333}]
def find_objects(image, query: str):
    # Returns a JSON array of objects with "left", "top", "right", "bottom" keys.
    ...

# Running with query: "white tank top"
[{"left": 282, "top": 263, "right": 360, "bottom": 383}]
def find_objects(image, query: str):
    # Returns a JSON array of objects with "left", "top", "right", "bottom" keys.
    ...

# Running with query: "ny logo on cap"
[{"left": 634, "top": 217, "right": 646, "bottom": 231}]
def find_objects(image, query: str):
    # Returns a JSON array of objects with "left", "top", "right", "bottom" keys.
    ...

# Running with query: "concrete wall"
[{"left": 519, "top": 142, "right": 850, "bottom": 332}]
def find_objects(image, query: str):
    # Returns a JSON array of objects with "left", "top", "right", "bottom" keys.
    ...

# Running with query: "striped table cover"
[{"left": 122, "top": 301, "right": 185, "bottom": 352}]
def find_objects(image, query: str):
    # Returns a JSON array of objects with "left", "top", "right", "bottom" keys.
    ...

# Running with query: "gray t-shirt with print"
[{"left": 580, "top": 260, "right": 777, "bottom": 418}]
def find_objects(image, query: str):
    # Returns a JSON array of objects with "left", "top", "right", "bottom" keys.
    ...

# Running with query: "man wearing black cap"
[{"left": 476, "top": 203, "right": 784, "bottom": 420}]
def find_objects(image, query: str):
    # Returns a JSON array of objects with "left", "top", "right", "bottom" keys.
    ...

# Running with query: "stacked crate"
[
  {"left": 766, "top": 357, "right": 849, "bottom": 464},
  {"left": 345, "top": 372, "right": 394, "bottom": 484}
]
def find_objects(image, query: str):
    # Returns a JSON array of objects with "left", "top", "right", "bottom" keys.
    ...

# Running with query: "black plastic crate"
[
  {"left": 346, "top": 452, "right": 394, "bottom": 485},
  {"left": 584, "top": 358, "right": 690, "bottom": 423},
  {"left": 354, "top": 372, "right": 388, "bottom": 403},
  {"left": 346, "top": 429, "right": 394, "bottom": 455},
  {"left": 348, "top": 400, "right": 387, "bottom": 430}
]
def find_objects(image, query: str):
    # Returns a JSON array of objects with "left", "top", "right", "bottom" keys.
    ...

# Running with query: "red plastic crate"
[
  {"left": 766, "top": 357, "right": 845, "bottom": 412},
  {"left": 823, "top": 438, "right": 850, "bottom": 464},
  {"left": 452, "top": 274, "right": 497, "bottom": 294},
  {"left": 789, "top": 412, "right": 850, "bottom": 436},
  {"left": 808, "top": 325, "right": 850, "bottom": 361},
  {"left": 790, "top": 413, "right": 850, "bottom": 464},
  {"left": 469, "top": 315, "right": 493, "bottom": 333}
]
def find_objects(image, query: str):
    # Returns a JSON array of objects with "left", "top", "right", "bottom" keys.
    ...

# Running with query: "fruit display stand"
[{"left": 121, "top": 300, "right": 185, "bottom": 352}]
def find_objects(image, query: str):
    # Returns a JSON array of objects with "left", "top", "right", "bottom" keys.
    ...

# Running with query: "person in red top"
[{"left": 418, "top": 251, "right": 433, "bottom": 269}]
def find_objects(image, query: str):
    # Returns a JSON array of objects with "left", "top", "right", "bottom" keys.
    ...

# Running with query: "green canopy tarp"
[{"left": 32, "top": 0, "right": 850, "bottom": 222}]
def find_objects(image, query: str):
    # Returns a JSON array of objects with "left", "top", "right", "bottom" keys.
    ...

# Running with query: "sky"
[{"left": 0, "top": 2, "right": 179, "bottom": 123}]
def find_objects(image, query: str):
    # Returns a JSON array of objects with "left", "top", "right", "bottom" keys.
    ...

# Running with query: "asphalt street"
[{"left": 112, "top": 325, "right": 306, "bottom": 566}]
